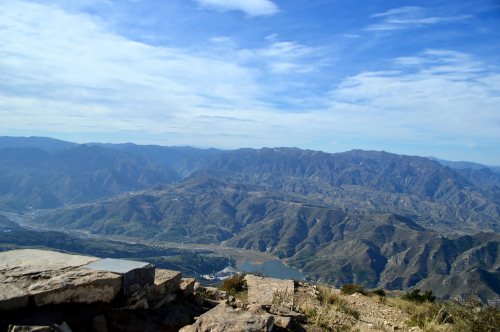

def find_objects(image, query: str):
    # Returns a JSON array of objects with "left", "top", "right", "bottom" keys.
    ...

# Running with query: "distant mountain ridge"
[
  {"left": 0, "top": 142, "right": 179, "bottom": 210},
  {"left": 1, "top": 136, "right": 499, "bottom": 301},
  {"left": 0, "top": 136, "right": 78, "bottom": 152},
  {"left": 427, "top": 156, "right": 498, "bottom": 171},
  {"left": 33, "top": 174, "right": 500, "bottom": 301}
]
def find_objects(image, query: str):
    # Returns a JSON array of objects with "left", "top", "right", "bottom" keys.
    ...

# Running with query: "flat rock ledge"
[
  {"left": 180, "top": 303, "right": 275, "bottom": 332},
  {"left": 0, "top": 250, "right": 120, "bottom": 310},
  {"left": 0, "top": 249, "right": 181, "bottom": 311},
  {"left": 181, "top": 276, "right": 306, "bottom": 332},
  {"left": 246, "top": 274, "right": 295, "bottom": 306}
]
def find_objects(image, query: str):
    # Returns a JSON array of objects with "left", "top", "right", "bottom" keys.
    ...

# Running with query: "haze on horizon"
[{"left": 1, "top": 0, "right": 499, "bottom": 164}]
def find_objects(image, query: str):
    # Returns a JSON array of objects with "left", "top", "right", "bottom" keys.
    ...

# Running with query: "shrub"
[
  {"left": 219, "top": 273, "right": 246, "bottom": 295},
  {"left": 317, "top": 285, "right": 361, "bottom": 319},
  {"left": 341, "top": 284, "right": 366, "bottom": 295},
  {"left": 449, "top": 299, "right": 500, "bottom": 332},
  {"left": 272, "top": 289, "right": 294, "bottom": 308},
  {"left": 371, "top": 288, "right": 386, "bottom": 297},
  {"left": 389, "top": 294, "right": 500, "bottom": 331},
  {"left": 402, "top": 289, "right": 436, "bottom": 303}
]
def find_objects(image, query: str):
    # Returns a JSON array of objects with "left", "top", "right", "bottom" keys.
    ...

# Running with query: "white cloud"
[
  {"left": 239, "top": 41, "right": 322, "bottom": 74},
  {"left": 0, "top": 0, "right": 324, "bottom": 148},
  {"left": 367, "top": 6, "right": 471, "bottom": 31},
  {"left": 1, "top": 1, "right": 499, "bottom": 163},
  {"left": 329, "top": 50, "right": 500, "bottom": 144},
  {"left": 371, "top": 6, "right": 421, "bottom": 18},
  {"left": 196, "top": 0, "right": 278, "bottom": 16},
  {"left": 0, "top": 1, "right": 262, "bottom": 135},
  {"left": 343, "top": 33, "right": 360, "bottom": 39}
]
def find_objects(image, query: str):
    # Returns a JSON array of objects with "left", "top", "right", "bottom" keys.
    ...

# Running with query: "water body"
[{"left": 236, "top": 259, "right": 305, "bottom": 280}]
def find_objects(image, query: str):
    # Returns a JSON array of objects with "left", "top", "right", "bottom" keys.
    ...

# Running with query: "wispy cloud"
[
  {"left": 366, "top": 6, "right": 471, "bottom": 31},
  {"left": 253, "top": 41, "right": 321, "bottom": 74},
  {"left": 196, "top": 0, "right": 279, "bottom": 16},
  {"left": 330, "top": 50, "right": 500, "bottom": 145},
  {"left": 0, "top": 1, "right": 260, "bottom": 135},
  {"left": 1, "top": 0, "right": 499, "bottom": 164},
  {"left": 0, "top": 0, "right": 323, "bottom": 148},
  {"left": 210, "top": 37, "right": 324, "bottom": 74}
]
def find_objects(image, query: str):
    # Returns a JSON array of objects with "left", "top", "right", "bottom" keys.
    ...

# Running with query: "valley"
[{"left": 0, "top": 137, "right": 499, "bottom": 302}]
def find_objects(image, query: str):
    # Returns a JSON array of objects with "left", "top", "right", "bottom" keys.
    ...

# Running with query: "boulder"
[
  {"left": 179, "top": 303, "right": 274, "bottom": 332},
  {"left": 0, "top": 249, "right": 121, "bottom": 309},
  {"left": 147, "top": 269, "right": 182, "bottom": 308},
  {"left": 151, "top": 269, "right": 182, "bottom": 296},
  {"left": 180, "top": 278, "right": 196, "bottom": 296},
  {"left": 245, "top": 275, "right": 294, "bottom": 306},
  {"left": 272, "top": 315, "right": 292, "bottom": 329},
  {"left": 84, "top": 258, "right": 155, "bottom": 295},
  {"left": 28, "top": 268, "right": 122, "bottom": 306},
  {"left": 0, "top": 249, "right": 99, "bottom": 275},
  {"left": 269, "top": 305, "right": 307, "bottom": 323},
  {"left": 0, "top": 284, "right": 29, "bottom": 310}
]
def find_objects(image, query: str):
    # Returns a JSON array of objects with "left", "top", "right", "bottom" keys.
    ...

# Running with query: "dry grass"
[
  {"left": 387, "top": 297, "right": 500, "bottom": 332},
  {"left": 340, "top": 284, "right": 366, "bottom": 295},
  {"left": 277, "top": 285, "right": 361, "bottom": 331},
  {"left": 318, "top": 285, "right": 361, "bottom": 320},
  {"left": 272, "top": 288, "right": 295, "bottom": 308},
  {"left": 219, "top": 273, "right": 246, "bottom": 296}
]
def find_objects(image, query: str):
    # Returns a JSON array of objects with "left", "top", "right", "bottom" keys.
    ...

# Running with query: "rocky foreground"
[{"left": 1, "top": 249, "right": 498, "bottom": 332}]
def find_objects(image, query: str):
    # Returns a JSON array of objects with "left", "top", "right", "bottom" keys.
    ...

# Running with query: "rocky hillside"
[
  {"left": 0, "top": 144, "right": 179, "bottom": 210},
  {"left": 1, "top": 249, "right": 498, "bottom": 332},
  {"left": 31, "top": 174, "right": 500, "bottom": 301},
  {"left": 2, "top": 137, "right": 500, "bottom": 302}
]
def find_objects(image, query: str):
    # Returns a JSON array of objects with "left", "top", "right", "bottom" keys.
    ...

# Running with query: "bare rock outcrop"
[
  {"left": 1, "top": 249, "right": 191, "bottom": 331},
  {"left": 245, "top": 274, "right": 294, "bottom": 306},
  {"left": 179, "top": 302, "right": 275, "bottom": 332},
  {"left": 0, "top": 250, "right": 120, "bottom": 310}
]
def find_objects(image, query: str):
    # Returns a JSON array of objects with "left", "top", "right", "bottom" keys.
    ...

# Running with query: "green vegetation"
[
  {"left": 402, "top": 289, "right": 436, "bottom": 303},
  {"left": 219, "top": 274, "right": 247, "bottom": 296},
  {"left": 370, "top": 288, "right": 386, "bottom": 297},
  {"left": 277, "top": 285, "right": 361, "bottom": 331},
  {"left": 318, "top": 285, "right": 360, "bottom": 320},
  {"left": 340, "top": 283, "right": 366, "bottom": 295},
  {"left": 2, "top": 141, "right": 500, "bottom": 302},
  {"left": 0, "top": 227, "right": 230, "bottom": 276},
  {"left": 388, "top": 297, "right": 500, "bottom": 332}
]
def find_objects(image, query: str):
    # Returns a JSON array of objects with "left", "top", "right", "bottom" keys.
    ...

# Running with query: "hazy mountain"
[
  {"left": 2, "top": 137, "right": 500, "bottom": 300},
  {"left": 33, "top": 174, "right": 500, "bottom": 301},
  {"left": 0, "top": 144, "right": 180, "bottom": 210},
  {"left": 93, "top": 143, "right": 221, "bottom": 177},
  {"left": 189, "top": 149, "right": 500, "bottom": 232},
  {"left": 0, "top": 218, "right": 229, "bottom": 277},
  {"left": 427, "top": 156, "right": 492, "bottom": 170},
  {"left": 0, "top": 136, "right": 78, "bottom": 152}
]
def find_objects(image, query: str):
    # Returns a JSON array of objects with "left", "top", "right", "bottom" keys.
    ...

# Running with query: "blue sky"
[{"left": 1, "top": 0, "right": 499, "bottom": 164}]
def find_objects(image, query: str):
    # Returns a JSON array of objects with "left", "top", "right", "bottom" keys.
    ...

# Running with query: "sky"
[{"left": 1, "top": 0, "right": 499, "bottom": 164}]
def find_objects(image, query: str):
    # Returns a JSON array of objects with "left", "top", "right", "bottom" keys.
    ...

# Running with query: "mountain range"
[{"left": 0, "top": 136, "right": 499, "bottom": 301}]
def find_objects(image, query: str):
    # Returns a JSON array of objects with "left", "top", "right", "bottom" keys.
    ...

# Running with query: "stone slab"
[
  {"left": 0, "top": 249, "right": 113, "bottom": 310},
  {"left": 0, "top": 249, "right": 99, "bottom": 276},
  {"left": 84, "top": 258, "right": 151, "bottom": 274},
  {"left": 28, "top": 269, "right": 122, "bottom": 306},
  {"left": 85, "top": 258, "right": 154, "bottom": 294},
  {"left": 0, "top": 249, "right": 121, "bottom": 309},
  {"left": 246, "top": 275, "right": 295, "bottom": 306},
  {"left": 0, "top": 284, "right": 29, "bottom": 310},
  {"left": 180, "top": 278, "right": 196, "bottom": 296},
  {"left": 147, "top": 269, "right": 182, "bottom": 308},
  {"left": 153, "top": 269, "right": 182, "bottom": 293},
  {"left": 179, "top": 303, "right": 274, "bottom": 332}
]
